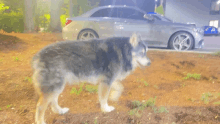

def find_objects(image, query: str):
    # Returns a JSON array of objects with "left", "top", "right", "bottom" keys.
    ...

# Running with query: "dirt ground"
[{"left": 0, "top": 32, "right": 220, "bottom": 124}]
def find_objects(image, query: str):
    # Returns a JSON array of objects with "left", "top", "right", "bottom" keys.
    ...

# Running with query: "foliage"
[
  {"left": 129, "top": 97, "right": 157, "bottom": 117},
  {"left": 60, "top": 14, "right": 68, "bottom": 27},
  {"left": 0, "top": 0, "right": 101, "bottom": 32},
  {"left": 1, "top": 0, "right": 24, "bottom": 12},
  {"left": 70, "top": 83, "right": 84, "bottom": 95},
  {"left": 0, "top": 3, "right": 9, "bottom": 13},
  {"left": 24, "top": 77, "right": 32, "bottom": 83},
  {"left": 85, "top": 85, "right": 98, "bottom": 93},
  {"left": 183, "top": 73, "right": 201, "bottom": 80},
  {"left": 201, "top": 92, "right": 212, "bottom": 104},
  {"left": 0, "top": 11, "right": 24, "bottom": 33},
  {"left": 155, "top": 5, "right": 164, "bottom": 15},
  {"left": 13, "top": 57, "right": 19, "bottom": 61}
]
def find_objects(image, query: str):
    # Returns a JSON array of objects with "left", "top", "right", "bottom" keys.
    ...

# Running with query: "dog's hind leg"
[
  {"left": 35, "top": 93, "right": 52, "bottom": 124},
  {"left": 51, "top": 92, "right": 69, "bottom": 115},
  {"left": 98, "top": 82, "right": 115, "bottom": 112},
  {"left": 109, "top": 81, "right": 124, "bottom": 101}
]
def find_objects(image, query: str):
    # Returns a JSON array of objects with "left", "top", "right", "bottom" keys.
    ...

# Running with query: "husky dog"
[{"left": 32, "top": 33, "right": 151, "bottom": 124}]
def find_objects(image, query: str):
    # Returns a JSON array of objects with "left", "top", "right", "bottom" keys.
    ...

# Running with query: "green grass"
[
  {"left": 198, "top": 54, "right": 204, "bottom": 58},
  {"left": 6, "top": 104, "right": 11, "bottom": 108},
  {"left": 137, "top": 78, "right": 149, "bottom": 87},
  {"left": 94, "top": 118, "right": 98, "bottom": 124},
  {"left": 0, "top": 108, "right": 1, "bottom": 111},
  {"left": 13, "top": 57, "right": 19, "bottom": 61},
  {"left": 129, "top": 97, "right": 157, "bottom": 117},
  {"left": 85, "top": 85, "right": 98, "bottom": 93},
  {"left": 70, "top": 83, "right": 84, "bottom": 95},
  {"left": 213, "top": 51, "right": 220, "bottom": 57},
  {"left": 144, "top": 82, "right": 149, "bottom": 86},
  {"left": 157, "top": 107, "right": 169, "bottom": 113},
  {"left": 213, "top": 101, "right": 220, "bottom": 105},
  {"left": 183, "top": 73, "right": 201, "bottom": 80},
  {"left": 24, "top": 77, "right": 32, "bottom": 83},
  {"left": 201, "top": 92, "right": 212, "bottom": 104}
]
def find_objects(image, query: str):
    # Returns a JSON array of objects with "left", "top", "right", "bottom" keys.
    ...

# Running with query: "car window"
[
  {"left": 91, "top": 8, "right": 113, "bottom": 17},
  {"left": 117, "top": 8, "right": 145, "bottom": 21}
]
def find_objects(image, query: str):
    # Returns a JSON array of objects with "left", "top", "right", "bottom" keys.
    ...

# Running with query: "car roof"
[{"left": 80, "top": 5, "right": 146, "bottom": 17}]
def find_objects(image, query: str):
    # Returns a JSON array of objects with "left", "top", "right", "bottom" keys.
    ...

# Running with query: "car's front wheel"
[
  {"left": 78, "top": 29, "right": 98, "bottom": 40},
  {"left": 169, "top": 32, "right": 194, "bottom": 51}
]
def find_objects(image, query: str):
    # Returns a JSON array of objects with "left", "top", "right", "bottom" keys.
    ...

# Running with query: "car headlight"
[{"left": 193, "top": 28, "right": 204, "bottom": 34}]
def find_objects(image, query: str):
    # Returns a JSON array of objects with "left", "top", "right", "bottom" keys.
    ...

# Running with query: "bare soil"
[{"left": 0, "top": 33, "right": 220, "bottom": 124}]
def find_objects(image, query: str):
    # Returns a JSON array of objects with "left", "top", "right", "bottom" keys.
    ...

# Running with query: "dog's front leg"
[{"left": 98, "top": 82, "right": 115, "bottom": 112}]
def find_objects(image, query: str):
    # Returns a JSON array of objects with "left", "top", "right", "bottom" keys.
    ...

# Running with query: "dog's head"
[{"left": 130, "top": 33, "right": 151, "bottom": 68}]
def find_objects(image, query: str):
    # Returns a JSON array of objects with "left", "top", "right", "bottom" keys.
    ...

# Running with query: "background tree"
[
  {"left": 48, "top": 0, "right": 64, "bottom": 32},
  {"left": 23, "top": 0, "right": 35, "bottom": 33}
]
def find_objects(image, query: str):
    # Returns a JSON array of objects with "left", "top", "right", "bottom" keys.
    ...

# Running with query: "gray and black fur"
[{"left": 32, "top": 33, "right": 151, "bottom": 124}]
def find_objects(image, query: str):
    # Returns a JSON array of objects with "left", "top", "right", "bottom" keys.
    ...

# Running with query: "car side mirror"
[{"left": 143, "top": 14, "right": 154, "bottom": 21}]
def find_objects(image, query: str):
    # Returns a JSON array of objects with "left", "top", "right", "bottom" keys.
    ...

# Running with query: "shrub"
[{"left": 0, "top": 11, "right": 24, "bottom": 33}]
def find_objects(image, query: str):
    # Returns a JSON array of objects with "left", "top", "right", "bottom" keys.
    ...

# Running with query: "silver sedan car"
[{"left": 62, "top": 5, "right": 204, "bottom": 51}]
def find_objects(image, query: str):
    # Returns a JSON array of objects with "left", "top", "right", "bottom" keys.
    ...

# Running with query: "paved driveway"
[
  {"left": 149, "top": 36, "right": 220, "bottom": 53},
  {"left": 194, "top": 36, "right": 220, "bottom": 52}
]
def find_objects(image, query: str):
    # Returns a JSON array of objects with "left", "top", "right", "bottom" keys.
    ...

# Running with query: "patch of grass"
[
  {"left": 152, "top": 106, "right": 169, "bottom": 113},
  {"left": 70, "top": 83, "right": 84, "bottom": 95},
  {"left": 182, "top": 83, "right": 186, "bottom": 88},
  {"left": 24, "top": 77, "right": 32, "bottom": 83},
  {"left": 144, "top": 82, "right": 149, "bottom": 86},
  {"left": 201, "top": 92, "right": 212, "bottom": 104},
  {"left": 0, "top": 108, "right": 1, "bottom": 111},
  {"left": 137, "top": 78, "right": 149, "bottom": 87},
  {"left": 6, "top": 104, "right": 12, "bottom": 108},
  {"left": 183, "top": 73, "right": 201, "bottom": 80},
  {"left": 13, "top": 57, "right": 19, "bottom": 61},
  {"left": 198, "top": 54, "right": 204, "bottom": 58},
  {"left": 0, "top": 59, "right": 3, "bottom": 62},
  {"left": 213, "top": 51, "right": 220, "bottom": 57},
  {"left": 129, "top": 97, "right": 157, "bottom": 117},
  {"left": 214, "top": 101, "right": 220, "bottom": 105},
  {"left": 187, "top": 98, "right": 195, "bottom": 102},
  {"left": 158, "top": 106, "right": 169, "bottom": 113},
  {"left": 85, "top": 85, "right": 98, "bottom": 93},
  {"left": 94, "top": 118, "right": 98, "bottom": 124}
]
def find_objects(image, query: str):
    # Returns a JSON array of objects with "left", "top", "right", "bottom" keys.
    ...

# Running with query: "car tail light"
[{"left": 65, "top": 20, "right": 72, "bottom": 26}]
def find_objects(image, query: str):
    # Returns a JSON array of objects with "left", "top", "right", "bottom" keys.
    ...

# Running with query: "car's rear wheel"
[
  {"left": 169, "top": 32, "right": 194, "bottom": 51},
  {"left": 78, "top": 29, "right": 98, "bottom": 40}
]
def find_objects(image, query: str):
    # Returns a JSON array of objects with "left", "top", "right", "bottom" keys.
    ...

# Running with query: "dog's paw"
[
  {"left": 59, "top": 107, "right": 69, "bottom": 115},
  {"left": 102, "top": 105, "right": 115, "bottom": 113}
]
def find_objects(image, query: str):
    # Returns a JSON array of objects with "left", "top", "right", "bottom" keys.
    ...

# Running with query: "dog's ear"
[{"left": 129, "top": 33, "right": 141, "bottom": 47}]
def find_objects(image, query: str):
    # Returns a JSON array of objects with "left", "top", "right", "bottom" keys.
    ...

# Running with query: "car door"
[
  {"left": 88, "top": 8, "right": 122, "bottom": 38},
  {"left": 115, "top": 8, "right": 158, "bottom": 46}
]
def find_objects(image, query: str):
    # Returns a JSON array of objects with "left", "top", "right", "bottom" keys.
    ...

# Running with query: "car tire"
[
  {"left": 169, "top": 32, "right": 194, "bottom": 51},
  {"left": 78, "top": 29, "right": 99, "bottom": 40}
]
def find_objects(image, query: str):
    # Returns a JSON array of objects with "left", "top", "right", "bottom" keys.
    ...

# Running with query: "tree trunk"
[
  {"left": 69, "top": 0, "right": 73, "bottom": 17},
  {"left": 24, "top": 0, "right": 35, "bottom": 33},
  {"left": 49, "top": 0, "right": 63, "bottom": 32}
]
